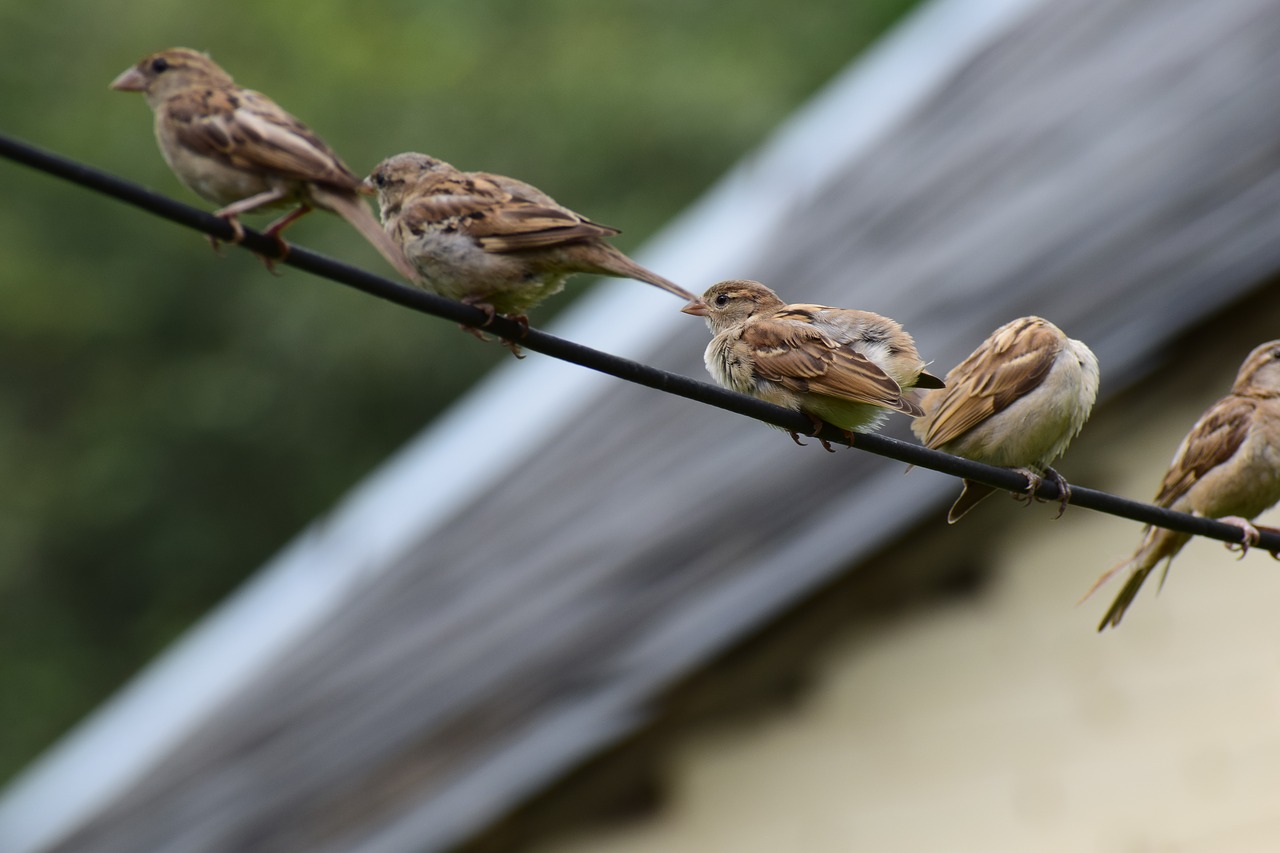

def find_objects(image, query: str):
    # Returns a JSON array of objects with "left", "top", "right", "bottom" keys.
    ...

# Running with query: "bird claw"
[
  {"left": 806, "top": 415, "right": 836, "bottom": 453},
  {"left": 460, "top": 323, "right": 494, "bottom": 343},
  {"left": 462, "top": 298, "right": 499, "bottom": 328},
  {"left": 205, "top": 218, "right": 241, "bottom": 255},
  {"left": 1011, "top": 468, "right": 1043, "bottom": 506},
  {"left": 1220, "top": 516, "right": 1261, "bottom": 558},
  {"left": 215, "top": 213, "right": 246, "bottom": 246},
  {"left": 206, "top": 214, "right": 282, "bottom": 274},
  {"left": 1046, "top": 467, "right": 1071, "bottom": 519},
  {"left": 257, "top": 231, "right": 291, "bottom": 277},
  {"left": 499, "top": 314, "right": 531, "bottom": 359},
  {"left": 788, "top": 431, "right": 808, "bottom": 447},
  {"left": 458, "top": 305, "right": 528, "bottom": 358},
  {"left": 1254, "top": 524, "right": 1280, "bottom": 560}
]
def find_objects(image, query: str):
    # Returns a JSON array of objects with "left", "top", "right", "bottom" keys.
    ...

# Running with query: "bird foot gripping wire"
[
  {"left": 1219, "top": 516, "right": 1261, "bottom": 558},
  {"left": 1045, "top": 466, "right": 1071, "bottom": 518},
  {"left": 1011, "top": 467, "right": 1042, "bottom": 507},
  {"left": 789, "top": 415, "right": 836, "bottom": 452},
  {"left": 499, "top": 315, "right": 531, "bottom": 359},
  {"left": 1010, "top": 466, "right": 1071, "bottom": 518},
  {"left": 203, "top": 213, "right": 291, "bottom": 276},
  {"left": 1252, "top": 524, "right": 1280, "bottom": 560},
  {"left": 205, "top": 213, "right": 245, "bottom": 256},
  {"left": 459, "top": 299, "right": 529, "bottom": 358},
  {"left": 207, "top": 190, "right": 302, "bottom": 276}
]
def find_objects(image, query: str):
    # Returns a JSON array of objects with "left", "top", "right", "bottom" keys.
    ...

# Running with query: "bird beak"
[
  {"left": 681, "top": 298, "right": 708, "bottom": 317},
  {"left": 110, "top": 67, "right": 148, "bottom": 92}
]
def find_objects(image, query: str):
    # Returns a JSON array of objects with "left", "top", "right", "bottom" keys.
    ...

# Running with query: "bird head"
[
  {"left": 365, "top": 153, "right": 454, "bottom": 215},
  {"left": 111, "top": 48, "right": 233, "bottom": 105},
  {"left": 1234, "top": 340, "right": 1280, "bottom": 397},
  {"left": 682, "top": 279, "right": 786, "bottom": 334}
]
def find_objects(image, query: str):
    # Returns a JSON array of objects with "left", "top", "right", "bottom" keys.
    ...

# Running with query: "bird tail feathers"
[
  {"left": 1083, "top": 526, "right": 1185, "bottom": 631},
  {"left": 947, "top": 480, "right": 995, "bottom": 523},
  {"left": 592, "top": 245, "right": 695, "bottom": 301},
  {"left": 311, "top": 187, "right": 423, "bottom": 285}
]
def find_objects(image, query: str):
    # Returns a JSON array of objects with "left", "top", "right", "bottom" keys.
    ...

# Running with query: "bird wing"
[
  {"left": 399, "top": 170, "right": 619, "bottom": 253},
  {"left": 165, "top": 87, "right": 362, "bottom": 192},
  {"left": 921, "top": 318, "right": 1060, "bottom": 447},
  {"left": 743, "top": 317, "right": 909, "bottom": 411},
  {"left": 1153, "top": 396, "right": 1254, "bottom": 507}
]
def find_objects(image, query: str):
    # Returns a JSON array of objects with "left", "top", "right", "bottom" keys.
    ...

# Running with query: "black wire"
[{"left": 4, "top": 130, "right": 1278, "bottom": 555}]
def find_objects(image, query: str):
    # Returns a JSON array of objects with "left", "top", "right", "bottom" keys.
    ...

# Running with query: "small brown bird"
[
  {"left": 366, "top": 152, "right": 694, "bottom": 320},
  {"left": 912, "top": 316, "right": 1099, "bottom": 523},
  {"left": 1087, "top": 340, "right": 1280, "bottom": 630},
  {"left": 682, "top": 280, "right": 943, "bottom": 444},
  {"left": 111, "top": 48, "right": 420, "bottom": 282}
]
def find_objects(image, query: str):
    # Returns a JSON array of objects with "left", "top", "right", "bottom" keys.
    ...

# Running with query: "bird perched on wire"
[
  {"left": 682, "top": 280, "right": 943, "bottom": 447},
  {"left": 912, "top": 316, "right": 1099, "bottom": 523},
  {"left": 1086, "top": 340, "right": 1280, "bottom": 630},
  {"left": 111, "top": 47, "right": 420, "bottom": 283},
  {"left": 366, "top": 152, "right": 694, "bottom": 323}
]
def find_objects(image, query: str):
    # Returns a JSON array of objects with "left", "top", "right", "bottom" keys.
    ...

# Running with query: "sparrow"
[
  {"left": 682, "top": 280, "right": 944, "bottom": 446},
  {"left": 1087, "top": 340, "right": 1280, "bottom": 630},
  {"left": 912, "top": 316, "right": 1100, "bottom": 523},
  {"left": 366, "top": 152, "right": 694, "bottom": 321},
  {"left": 111, "top": 48, "right": 420, "bottom": 283}
]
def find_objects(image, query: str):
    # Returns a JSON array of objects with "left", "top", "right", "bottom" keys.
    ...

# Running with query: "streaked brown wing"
[
  {"left": 399, "top": 182, "right": 497, "bottom": 229},
  {"left": 923, "top": 318, "right": 1059, "bottom": 447},
  {"left": 473, "top": 203, "right": 619, "bottom": 252},
  {"left": 167, "top": 87, "right": 361, "bottom": 190},
  {"left": 745, "top": 318, "right": 904, "bottom": 408},
  {"left": 401, "top": 171, "right": 619, "bottom": 252},
  {"left": 1154, "top": 396, "right": 1254, "bottom": 507}
]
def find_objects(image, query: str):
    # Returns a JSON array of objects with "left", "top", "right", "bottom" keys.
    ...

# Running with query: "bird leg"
[
  {"left": 259, "top": 204, "right": 314, "bottom": 273},
  {"left": 1044, "top": 466, "right": 1071, "bottom": 518},
  {"left": 1219, "top": 516, "right": 1261, "bottom": 557},
  {"left": 209, "top": 188, "right": 293, "bottom": 270},
  {"left": 214, "top": 187, "right": 292, "bottom": 222}
]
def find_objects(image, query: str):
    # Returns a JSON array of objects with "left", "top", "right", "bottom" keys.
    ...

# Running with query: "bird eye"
[
  {"left": 150, "top": 57, "right": 170, "bottom": 73},
  {"left": 714, "top": 293, "right": 729, "bottom": 307},
  {"left": 372, "top": 172, "right": 387, "bottom": 188}
]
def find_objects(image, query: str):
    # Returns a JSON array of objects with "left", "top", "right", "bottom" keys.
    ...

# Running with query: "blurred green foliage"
[{"left": 0, "top": 0, "right": 918, "bottom": 784}]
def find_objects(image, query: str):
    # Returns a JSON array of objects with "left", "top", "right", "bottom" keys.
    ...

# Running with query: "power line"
[{"left": 3, "top": 130, "right": 1277, "bottom": 554}]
